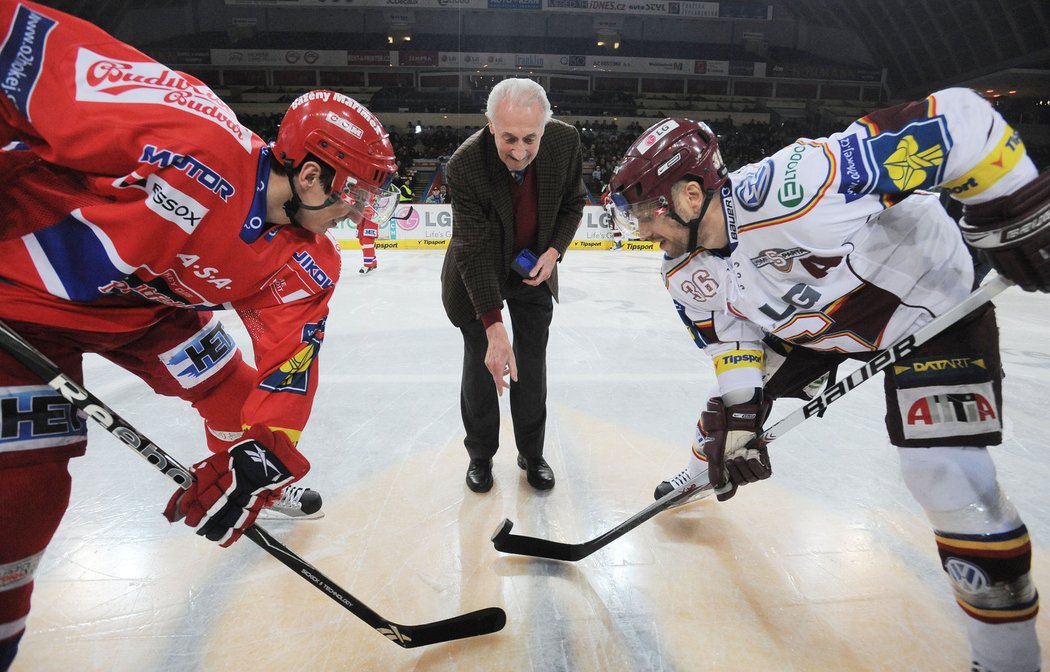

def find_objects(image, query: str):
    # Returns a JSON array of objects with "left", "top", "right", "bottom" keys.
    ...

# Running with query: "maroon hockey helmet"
[
  {"left": 273, "top": 90, "right": 399, "bottom": 224},
  {"left": 603, "top": 118, "right": 727, "bottom": 239}
]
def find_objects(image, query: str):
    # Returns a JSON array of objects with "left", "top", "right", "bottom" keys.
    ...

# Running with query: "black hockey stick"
[
  {"left": 492, "top": 274, "right": 1014, "bottom": 561},
  {"left": 0, "top": 319, "right": 506, "bottom": 648},
  {"left": 491, "top": 480, "right": 716, "bottom": 561}
]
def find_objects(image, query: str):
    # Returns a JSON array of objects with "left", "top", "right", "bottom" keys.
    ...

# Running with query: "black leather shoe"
[
  {"left": 517, "top": 455, "right": 555, "bottom": 491},
  {"left": 466, "top": 458, "right": 493, "bottom": 493}
]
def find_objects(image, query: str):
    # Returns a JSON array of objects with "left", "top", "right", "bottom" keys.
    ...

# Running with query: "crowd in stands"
[{"left": 238, "top": 100, "right": 1050, "bottom": 203}]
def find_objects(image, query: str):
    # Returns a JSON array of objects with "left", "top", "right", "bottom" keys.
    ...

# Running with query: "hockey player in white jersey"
[{"left": 604, "top": 88, "right": 1047, "bottom": 671}]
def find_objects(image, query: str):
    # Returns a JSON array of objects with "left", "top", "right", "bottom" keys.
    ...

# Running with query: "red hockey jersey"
[{"left": 0, "top": 0, "right": 341, "bottom": 441}]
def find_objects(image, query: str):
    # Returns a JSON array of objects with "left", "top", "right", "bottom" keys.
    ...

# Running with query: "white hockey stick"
[{"left": 492, "top": 274, "right": 1015, "bottom": 561}]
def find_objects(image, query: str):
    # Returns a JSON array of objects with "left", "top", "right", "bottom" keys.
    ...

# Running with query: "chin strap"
[
  {"left": 670, "top": 188, "right": 717, "bottom": 253},
  {"left": 282, "top": 170, "right": 340, "bottom": 220}
]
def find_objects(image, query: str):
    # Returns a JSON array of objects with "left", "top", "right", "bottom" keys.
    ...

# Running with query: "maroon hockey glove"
[
  {"left": 959, "top": 170, "right": 1050, "bottom": 292},
  {"left": 164, "top": 424, "right": 310, "bottom": 547},
  {"left": 699, "top": 397, "right": 770, "bottom": 502}
]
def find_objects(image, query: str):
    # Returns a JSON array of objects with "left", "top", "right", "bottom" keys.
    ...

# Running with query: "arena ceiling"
[
  {"left": 41, "top": 0, "right": 1050, "bottom": 100},
  {"left": 783, "top": 0, "right": 1050, "bottom": 98}
]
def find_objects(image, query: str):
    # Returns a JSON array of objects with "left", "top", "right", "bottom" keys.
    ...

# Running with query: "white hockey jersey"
[{"left": 664, "top": 88, "right": 1038, "bottom": 395}]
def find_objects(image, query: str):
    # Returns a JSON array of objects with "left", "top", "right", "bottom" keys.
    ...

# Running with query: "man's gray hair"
[{"left": 485, "top": 78, "right": 553, "bottom": 124}]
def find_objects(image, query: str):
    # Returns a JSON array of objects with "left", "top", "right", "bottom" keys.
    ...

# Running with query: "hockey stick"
[
  {"left": 492, "top": 274, "right": 1014, "bottom": 561},
  {"left": 0, "top": 319, "right": 506, "bottom": 648}
]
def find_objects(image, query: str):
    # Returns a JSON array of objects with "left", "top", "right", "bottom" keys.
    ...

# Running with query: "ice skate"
[
  {"left": 258, "top": 485, "right": 325, "bottom": 520},
  {"left": 610, "top": 239, "right": 622, "bottom": 251},
  {"left": 654, "top": 446, "right": 709, "bottom": 507},
  {"left": 359, "top": 265, "right": 377, "bottom": 275}
]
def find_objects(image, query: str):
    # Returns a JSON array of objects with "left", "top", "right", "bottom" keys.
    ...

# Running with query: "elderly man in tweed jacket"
[{"left": 440, "top": 78, "right": 585, "bottom": 494}]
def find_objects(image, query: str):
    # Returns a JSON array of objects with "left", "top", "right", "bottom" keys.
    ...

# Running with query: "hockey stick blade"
[
  {"left": 246, "top": 526, "right": 506, "bottom": 647},
  {"left": 492, "top": 476, "right": 715, "bottom": 562},
  {"left": 0, "top": 318, "right": 507, "bottom": 648}
]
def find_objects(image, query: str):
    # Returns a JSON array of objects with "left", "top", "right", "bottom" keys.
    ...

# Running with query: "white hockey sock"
[
  {"left": 899, "top": 447, "right": 1042, "bottom": 672},
  {"left": 968, "top": 618, "right": 1041, "bottom": 672}
]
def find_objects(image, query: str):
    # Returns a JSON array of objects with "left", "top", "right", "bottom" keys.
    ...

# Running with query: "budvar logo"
[{"left": 74, "top": 48, "right": 251, "bottom": 152}]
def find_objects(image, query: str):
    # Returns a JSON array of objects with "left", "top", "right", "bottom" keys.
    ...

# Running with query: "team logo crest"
[
  {"left": 865, "top": 117, "right": 952, "bottom": 193},
  {"left": 734, "top": 159, "right": 774, "bottom": 211},
  {"left": 259, "top": 319, "right": 326, "bottom": 394},
  {"left": 750, "top": 247, "right": 808, "bottom": 272}
]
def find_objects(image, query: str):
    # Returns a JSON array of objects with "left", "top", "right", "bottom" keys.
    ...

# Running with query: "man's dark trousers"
[{"left": 459, "top": 278, "right": 553, "bottom": 461}]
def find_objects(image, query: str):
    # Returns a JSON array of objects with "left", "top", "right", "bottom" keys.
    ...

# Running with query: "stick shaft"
[
  {"left": 761, "top": 275, "right": 1012, "bottom": 442},
  {"left": 492, "top": 276, "right": 1014, "bottom": 561},
  {"left": 0, "top": 318, "right": 505, "bottom": 647}
]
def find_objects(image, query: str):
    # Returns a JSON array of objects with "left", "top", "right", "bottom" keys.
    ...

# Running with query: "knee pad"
[
  {"left": 899, "top": 448, "right": 1039, "bottom": 626},
  {"left": 898, "top": 446, "right": 1019, "bottom": 532}
]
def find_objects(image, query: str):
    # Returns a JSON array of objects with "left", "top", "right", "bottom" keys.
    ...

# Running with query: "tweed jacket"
[{"left": 440, "top": 119, "right": 586, "bottom": 327}]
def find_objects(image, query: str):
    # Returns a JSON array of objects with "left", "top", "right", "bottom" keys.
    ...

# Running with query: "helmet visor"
[
  {"left": 339, "top": 176, "right": 400, "bottom": 226},
  {"left": 604, "top": 192, "right": 670, "bottom": 239}
]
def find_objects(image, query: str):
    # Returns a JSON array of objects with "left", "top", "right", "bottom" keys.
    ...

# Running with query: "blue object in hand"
[{"left": 511, "top": 248, "right": 539, "bottom": 278}]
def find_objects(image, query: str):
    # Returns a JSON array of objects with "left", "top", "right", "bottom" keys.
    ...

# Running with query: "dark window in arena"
[
  {"left": 419, "top": 74, "right": 461, "bottom": 90},
  {"left": 641, "top": 78, "right": 684, "bottom": 94},
  {"left": 222, "top": 69, "right": 267, "bottom": 86},
  {"left": 273, "top": 69, "right": 317, "bottom": 87},
  {"left": 821, "top": 84, "right": 861, "bottom": 101},
  {"left": 734, "top": 80, "right": 774, "bottom": 97},
  {"left": 320, "top": 70, "right": 366, "bottom": 87},
  {"left": 549, "top": 76, "right": 588, "bottom": 93},
  {"left": 369, "top": 71, "right": 415, "bottom": 88},
  {"left": 594, "top": 76, "right": 636, "bottom": 93},
  {"left": 687, "top": 79, "right": 729, "bottom": 96}
]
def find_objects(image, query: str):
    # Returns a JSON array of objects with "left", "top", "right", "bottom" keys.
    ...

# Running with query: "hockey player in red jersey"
[
  {"left": 0, "top": 2, "right": 398, "bottom": 668},
  {"left": 605, "top": 89, "right": 1048, "bottom": 670},
  {"left": 358, "top": 217, "right": 380, "bottom": 274}
]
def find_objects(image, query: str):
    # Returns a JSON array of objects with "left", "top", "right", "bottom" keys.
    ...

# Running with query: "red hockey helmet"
[
  {"left": 604, "top": 118, "right": 727, "bottom": 239},
  {"left": 273, "top": 90, "right": 399, "bottom": 224}
]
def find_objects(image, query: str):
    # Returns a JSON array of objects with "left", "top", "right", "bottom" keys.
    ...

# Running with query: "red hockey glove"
[
  {"left": 699, "top": 397, "right": 770, "bottom": 502},
  {"left": 164, "top": 424, "right": 310, "bottom": 547},
  {"left": 959, "top": 170, "right": 1050, "bottom": 292}
]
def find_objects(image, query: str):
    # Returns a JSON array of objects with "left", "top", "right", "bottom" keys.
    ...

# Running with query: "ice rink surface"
[{"left": 12, "top": 249, "right": 1050, "bottom": 672}]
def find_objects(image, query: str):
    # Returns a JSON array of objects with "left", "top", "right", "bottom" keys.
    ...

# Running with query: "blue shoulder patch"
[
  {"left": 0, "top": 6, "right": 57, "bottom": 119},
  {"left": 836, "top": 134, "right": 872, "bottom": 203},
  {"left": 734, "top": 159, "right": 774, "bottom": 211},
  {"left": 864, "top": 116, "right": 952, "bottom": 194}
]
